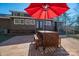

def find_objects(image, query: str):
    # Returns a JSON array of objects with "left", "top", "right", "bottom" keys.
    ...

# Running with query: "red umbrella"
[
  {"left": 24, "top": 3, "right": 69, "bottom": 51},
  {"left": 24, "top": 3, "right": 69, "bottom": 20}
]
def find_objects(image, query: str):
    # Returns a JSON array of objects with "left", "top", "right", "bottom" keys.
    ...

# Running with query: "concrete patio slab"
[
  {"left": 0, "top": 35, "right": 33, "bottom": 56},
  {"left": 61, "top": 37, "right": 79, "bottom": 56},
  {"left": 0, "top": 35, "right": 79, "bottom": 56}
]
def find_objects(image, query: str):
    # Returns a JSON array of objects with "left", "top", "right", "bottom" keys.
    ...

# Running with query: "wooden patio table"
[{"left": 35, "top": 30, "right": 61, "bottom": 50}]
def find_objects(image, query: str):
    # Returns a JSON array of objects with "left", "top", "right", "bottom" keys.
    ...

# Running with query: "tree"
[{"left": 75, "top": 16, "right": 79, "bottom": 31}]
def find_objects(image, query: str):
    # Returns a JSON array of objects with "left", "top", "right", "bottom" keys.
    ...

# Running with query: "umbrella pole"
[
  {"left": 54, "top": 22, "right": 58, "bottom": 32},
  {"left": 35, "top": 20, "right": 37, "bottom": 34},
  {"left": 42, "top": 20, "right": 45, "bottom": 51}
]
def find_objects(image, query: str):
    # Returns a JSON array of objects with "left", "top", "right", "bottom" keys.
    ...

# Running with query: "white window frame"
[
  {"left": 14, "top": 19, "right": 24, "bottom": 25},
  {"left": 25, "top": 19, "right": 35, "bottom": 25}
]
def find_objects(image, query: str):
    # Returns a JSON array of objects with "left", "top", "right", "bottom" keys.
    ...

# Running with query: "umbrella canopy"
[{"left": 24, "top": 3, "right": 69, "bottom": 20}]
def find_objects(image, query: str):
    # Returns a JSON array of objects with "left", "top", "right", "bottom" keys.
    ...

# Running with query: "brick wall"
[{"left": 0, "top": 18, "right": 36, "bottom": 35}]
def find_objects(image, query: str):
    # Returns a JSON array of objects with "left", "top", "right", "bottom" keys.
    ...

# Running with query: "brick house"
[
  {"left": 0, "top": 11, "right": 35, "bottom": 35},
  {"left": 0, "top": 11, "right": 64, "bottom": 35}
]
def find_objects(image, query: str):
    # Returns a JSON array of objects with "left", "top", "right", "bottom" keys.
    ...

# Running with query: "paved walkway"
[{"left": 0, "top": 35, "right": 79, "bottom": 56}]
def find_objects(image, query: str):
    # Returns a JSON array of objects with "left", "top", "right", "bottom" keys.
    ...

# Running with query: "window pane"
[
  {"left": 25, "top": 19, "right": 35, "bottom": 25},
  {"left": 14, "top": 19, "right": 24, "bottom": 25},
  {"left": 20, "top": 19, "right": 24, "bottom": 24},
  {"left": 20, "top": 13, "right": 24, "bottom": 16}
]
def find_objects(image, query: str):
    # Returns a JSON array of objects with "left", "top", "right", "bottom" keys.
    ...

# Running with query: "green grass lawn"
[{"left": 0, "top": 34, "right": 13, "bottom": 43}]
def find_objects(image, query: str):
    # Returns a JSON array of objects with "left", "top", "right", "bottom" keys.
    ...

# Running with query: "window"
[
  {"left": 14, "top": 19, "right": 35, "bottom": 25},
  {"left": 25, "top": 19, "right": 35, "bottom": 25},
  {"left": 17, "top": 13, "right": 20, "bottom": 16},
  {"left": 20, "top": 13, "right": 24, "bottom": 16},
  {"left": 45, "top": 21, "right": 51, "bottom": 26},
  {"left": 24, "top": 14, "right": 29, "bottom": 17},
  {"left": 13, "top": 13, "right": 17, "bottom": 16},
  {"left": 14, "top": 19, "right": 24, "bottom": 25}
]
